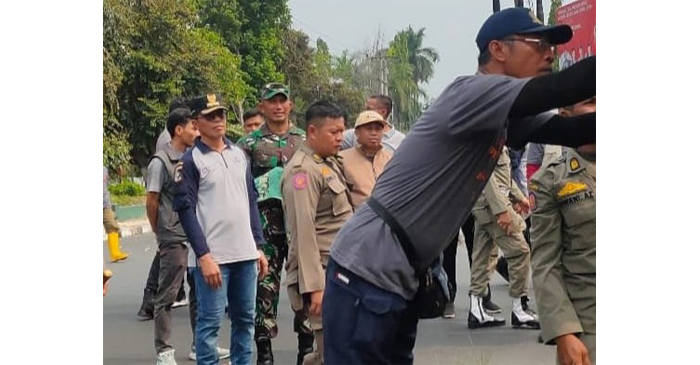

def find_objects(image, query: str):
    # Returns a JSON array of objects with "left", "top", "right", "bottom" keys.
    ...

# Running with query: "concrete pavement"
[{"left": 103, "top": 233, "right": 555, "bottom": 365}]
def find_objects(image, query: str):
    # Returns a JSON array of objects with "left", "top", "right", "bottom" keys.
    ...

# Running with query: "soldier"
[
  {"left": 529, "top": 97, "right": 596, "bottom": 365},
  {"left": 468, "top": 146, "right": 540, "bottom": 330},
  {"left": 282, "top": 101, "right": 353, "bottom": 365},
  {"left": 237, "top": 83, "right": 310, "bottom": 365}
]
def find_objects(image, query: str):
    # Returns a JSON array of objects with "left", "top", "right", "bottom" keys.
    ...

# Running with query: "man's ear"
[{"left": 489, "top": 41, "right": 508, "bottom": 63}]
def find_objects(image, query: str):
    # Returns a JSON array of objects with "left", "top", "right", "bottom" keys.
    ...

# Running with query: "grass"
[{"left": 111, "top": 194, "right": 146, "bottom": 206}]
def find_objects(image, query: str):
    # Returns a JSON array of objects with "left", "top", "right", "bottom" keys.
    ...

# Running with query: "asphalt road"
[{"left": 104, "top": 233, "right": 555, "bottom": 365}]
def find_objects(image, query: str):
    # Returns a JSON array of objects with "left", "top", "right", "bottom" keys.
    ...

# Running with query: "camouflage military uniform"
[
  {"left": 529, "top": 148, "right": 596, "bottom": 364},
  {"left": 237, "top": 123, "right": 309, "bottom": 340}
]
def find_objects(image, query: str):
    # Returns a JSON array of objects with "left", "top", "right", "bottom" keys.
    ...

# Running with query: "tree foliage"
[{"left": 103, "top": 1, "right": 439, "bottom": 174}]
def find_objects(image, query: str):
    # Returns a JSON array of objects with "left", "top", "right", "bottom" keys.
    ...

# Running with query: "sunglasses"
[{"left": 199, "top": 109, "right": 226, "bottom": 121}]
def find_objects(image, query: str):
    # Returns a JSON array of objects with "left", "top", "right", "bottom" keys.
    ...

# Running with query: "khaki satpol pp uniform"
[
  {"left": 282, "top": 143, "right": 353, "bottom": 365},
  {"left": 470, "top": 147, "right": 530, "bottom": 298},
  {"left": 529, "top": 148, "right": 596, "bottom": 364}
]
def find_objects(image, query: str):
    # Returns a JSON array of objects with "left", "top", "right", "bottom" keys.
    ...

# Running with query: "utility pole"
[{"left": 493, "top": 0, "right": 500, "bottom": 13}]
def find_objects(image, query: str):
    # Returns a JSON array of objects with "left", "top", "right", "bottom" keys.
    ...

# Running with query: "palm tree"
[{"left": 403, "top": 26, "right": 440, "bottom": 85}]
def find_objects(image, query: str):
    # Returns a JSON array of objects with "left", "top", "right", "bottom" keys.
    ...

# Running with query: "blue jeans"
[
  {"left": 194, "top": 259, "right": 258, "bottom": 365},
  {"left": 323, "top": 258, "right": 419, "bottom": 364}
]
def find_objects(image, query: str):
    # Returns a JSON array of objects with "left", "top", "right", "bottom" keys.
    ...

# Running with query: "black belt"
[{"left": 366, "top": 197, "right": 424, "bottom": 274}]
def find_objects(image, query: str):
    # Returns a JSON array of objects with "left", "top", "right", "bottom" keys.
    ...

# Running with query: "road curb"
[{"left": 103, "top": 219, "right": 151, "bottom": 240}]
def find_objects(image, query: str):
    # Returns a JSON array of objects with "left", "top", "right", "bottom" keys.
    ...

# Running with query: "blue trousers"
[
  {"left": 323, "top": 258, "right": 419, "bottom": 364},
  {"left": 193, "top": 259, "right": 257, "bottom": 365}
]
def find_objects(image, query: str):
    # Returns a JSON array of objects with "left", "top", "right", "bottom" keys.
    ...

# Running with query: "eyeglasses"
[{"left": 502, "top": 37, "right": 554, "bottom": 52}]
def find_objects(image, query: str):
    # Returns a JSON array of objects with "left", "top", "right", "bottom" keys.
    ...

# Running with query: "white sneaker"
[
  {"left": 172, "top": 298, "right": 189, "bottom": 308},
  {"left": 188, "top": 346, "right": 230, "bottom": 361},
  {"left": 156, "top": 349, "right": 177, "bottom": 365}
]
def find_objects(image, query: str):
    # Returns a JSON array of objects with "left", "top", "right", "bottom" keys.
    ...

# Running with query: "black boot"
[
  {"left": 256, "top": 336, "right": 273, "bottom": 365},
  {"left": 483, "top": 285, "right": 502, "bottom": 314},
  {"left": 137, "top": 289, "right": 154, "bottom": 320},
  {"left": 296, "top": 332, "right": 314, "bottom": 365},
  {"left": 496, "top": 256, "right": 509, "bottom": 282}
]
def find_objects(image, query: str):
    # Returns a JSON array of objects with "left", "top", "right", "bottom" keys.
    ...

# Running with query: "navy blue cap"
[{"left": 476, "top": 7, "right": 573, "bottom": 54}]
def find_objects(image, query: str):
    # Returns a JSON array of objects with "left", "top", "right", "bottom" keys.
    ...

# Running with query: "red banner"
[{"left": 556, "top": 0, "right": 596, "bottom": 69}]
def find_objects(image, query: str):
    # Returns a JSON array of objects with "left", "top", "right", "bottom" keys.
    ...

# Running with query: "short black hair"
[
  {"left": 166, "top": 108, "right": 193, "bottom": 137},
  {"left": 243, "top": 108, "right": 263, "bottom": 122},
  {"left": 478, "top": 50, "right": 492, "bottom": 65},
  {"left": 168, "top": 97, "right": 190, "bottom": 113},
  {"left": 369, "top": 94, "right": 393, "bottom": 116},
  {"left": 304, "top": 100, "right": 345, "bottom": 131}
]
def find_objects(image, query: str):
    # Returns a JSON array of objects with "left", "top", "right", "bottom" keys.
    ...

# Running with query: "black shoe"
[
  {"left": 256, "top": 336, "right": 274, "bottom": 365},
  {"left": 137, "top": 289, "right": 154, "bottom": 320},
  {"left": 483, "top": 298, "right": 502, "bottom": 314},
  {"left": 297, "top": 333, "right": 314, "bottom": 365},
  {"left": 483, "top": 286, "right": 502, "bottom": 314},
  {"left": 496, "top": 257, "right": 509, "bottom": 282},
  {"left": 467, "top": 312, "right": 506, "bottom": 329}
]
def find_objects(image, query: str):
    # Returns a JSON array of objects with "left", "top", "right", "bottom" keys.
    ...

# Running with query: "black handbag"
[{"left": 367, "top": 198, "right": 449, "bottom": 319}]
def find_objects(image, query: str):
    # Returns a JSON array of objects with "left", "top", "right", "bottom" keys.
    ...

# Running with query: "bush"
[{"left": 109, "top": 180, "right": 146, "bottom": 197}]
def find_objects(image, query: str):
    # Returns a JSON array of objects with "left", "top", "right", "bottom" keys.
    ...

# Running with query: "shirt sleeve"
[
  {"left": 527, "top": 143, "right": 545, "bottom": 165},
  {"left": 283, "top": 167, "right": 324, "bottom": 294},
  {"left": 236, "top": 136, "right": 253, "bottom": 163},
  {"left": 440, "top": 75, "right": 529, "bottom": 138},
  {"left": 173, "top": 151, "right": 209, "bottom": 258},
  {"left": 146, "top": 158, "right": 166, "bottom": 193},
  {"left": 245, "top": 162, "right": 265, "bottom": 249},
  {"left": 341, "top": 129, "right": 356, "bottom": 150},
  {"left": 483, "top": 175, "right": 509, "bottom": 216},
  {"left": 529, "top": 170, "right": 583, "bottom": 344}
]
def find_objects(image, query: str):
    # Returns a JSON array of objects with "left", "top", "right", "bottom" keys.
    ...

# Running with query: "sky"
[{"left": 288, "top": 0, "right": 566, "bottom": 99}]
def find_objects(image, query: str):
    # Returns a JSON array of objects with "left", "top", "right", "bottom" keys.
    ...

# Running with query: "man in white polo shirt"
[{"left": 175, "top": 93, "right": 269, "bottom": 365}]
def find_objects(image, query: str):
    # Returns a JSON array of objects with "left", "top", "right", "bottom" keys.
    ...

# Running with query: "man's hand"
[
  {"left": 555, "top": 334, "right": 591, "bottom": 365},
  {"left": 257, "top": 250, "right": 269, "bottom": 280},
  {"left": 496, "top": 211, "right": 512, "bottom": 234},
  {"left": 308, "top": 290, "right": 324, "bottom": 316},
  {"left": 514, "top": 198, "right": 530, "bottom": 215},
  {"left": 198, "top": 253, "right": 222, "bottom": 289}
]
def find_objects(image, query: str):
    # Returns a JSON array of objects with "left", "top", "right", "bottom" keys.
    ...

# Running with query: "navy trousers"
[{"left": 323, "top": 258, "right": 419, "bottom": 365}]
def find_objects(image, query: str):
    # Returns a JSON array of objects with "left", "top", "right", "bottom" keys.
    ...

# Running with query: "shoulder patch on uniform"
[
  {"left": 557, "top": 182, "right": 588, "bottom": 197},
  {"left": 529, "top": 192, "right": 537, "bottom": 210},
  {"left": 570, "top": 158, "right": 580, "bottom": 171},
  {"left": 312, "top": 153, "right": 323, "bottom": 163},
  {"left": 321, "top": 166, "right": 331, "bottom": 177},
  {"left": 173, "top": 162, "right": 184, "bottom": 183},
  {"left": 292, "top": 172, "right": 308, "bottom": 190}
]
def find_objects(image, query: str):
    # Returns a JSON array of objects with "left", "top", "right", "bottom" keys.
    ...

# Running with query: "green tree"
[
  {"left": 387, "top": 32, "right": 424, "bottom": 131},
  {"left": 404, "top": 27, "right": 440, "bottom": 85},
  {"left": 103, "top": 0, "right": 249, "bottom": 170},
  {"left": 385, "top": 27, "right": 439, "bottom": 131},
  {"left": 279, "top": 32, "right": 365, "bottom": 128},
  {"left": 197, "top": 0, "right": 290, "bottom": 101}
]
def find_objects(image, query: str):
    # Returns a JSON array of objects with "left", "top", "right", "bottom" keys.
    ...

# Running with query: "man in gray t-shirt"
[{"left": 323, "top": 8, "right": 596, "bottom": 364}]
